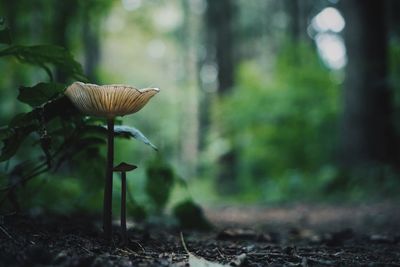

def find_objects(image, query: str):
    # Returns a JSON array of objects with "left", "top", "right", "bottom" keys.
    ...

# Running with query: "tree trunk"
[
  {"left": 206, "top": 0, "right": 237, "bottom": 194},
  {"left": 82, "top": 6, "right": 101, "bottom": 83},
  {"left": 284, "top": 0, "right": 310, "bottom": 43},
  {"left": 207, "top": 0, "right": 235, "bottom": 95},
  {"left": 178, "top": 0, "right": 199, "bottom": 178},
  {"left": 387, "top": 0, "right": 400, "bottom": 38},
  {"left": 52, "top": 0, "right": 77, "bottom": 82},
  {"left": 340, "top": 0, "right": 397, "bottom": 167}
]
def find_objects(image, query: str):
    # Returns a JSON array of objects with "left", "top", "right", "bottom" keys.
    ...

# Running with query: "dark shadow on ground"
[{"left": 1, "top": 202, "right": 399, "bottom": 266}]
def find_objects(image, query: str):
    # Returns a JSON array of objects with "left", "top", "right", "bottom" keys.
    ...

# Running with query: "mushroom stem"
[
  {"left": 103, "top": 118, "right": 114, "bottom": 241},
  {"left": 120, "top": 171, "right": 127, "bottom": 244}
]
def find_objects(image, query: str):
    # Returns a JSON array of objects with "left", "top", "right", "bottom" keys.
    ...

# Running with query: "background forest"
[{"left": 1, "top": 0, "right": 400, "bottom": 221}]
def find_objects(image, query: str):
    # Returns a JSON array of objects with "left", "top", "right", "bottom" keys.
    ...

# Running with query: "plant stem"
[
  {"left": 103, "top": 118, "right": 114, "bottom": 241},
  {"left": 121, "top": 171, "right": 127, "bottom": 244}
]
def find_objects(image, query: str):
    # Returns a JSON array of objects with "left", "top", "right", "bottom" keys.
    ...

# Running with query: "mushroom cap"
[
  {"left": 113, "top": 162, "right": 138, "bottom": 172},
  {"left": 65, "top": 82, "right": 159, "bottom": 118}
]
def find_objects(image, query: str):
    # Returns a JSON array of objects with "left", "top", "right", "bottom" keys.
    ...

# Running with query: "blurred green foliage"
[
  {"left": 202, "top": 42, "right": 400, "bottom": 202},
  {"left": 173, "top": 199, "right": 213, "bottom": 230},
  {"left": 211, "top": 44, "right": 340, "bottom": 201},
  {"left": 0, "top": 45, "right": 87, "bottom": 81},
  {"left": 146, "top": 156, "right": 175, "bottom": 212}
]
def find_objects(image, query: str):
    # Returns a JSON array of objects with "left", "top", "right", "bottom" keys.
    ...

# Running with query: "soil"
[{"left": 1, "top": 202, "right": 399, "bottom": 266}]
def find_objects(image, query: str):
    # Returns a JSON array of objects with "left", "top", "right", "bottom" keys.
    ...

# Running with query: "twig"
[
  {"left": 307, "top": 257, "right": 334, "bottom": 266},
  {"left": 0, "top": 161, "right": 48, "bottom": 192},
  {"left": 216, "top": 247, "right": 225, "bottom": 259},
  {"left": 0, "top": 224, "right": 12, "bottom": 239},
  {"left": 78, "top": 244, "right": 92, "bottom": 254},
  {"left": 131, "top": 240, "right": 146, "bottom": 253},
  {"left": 116, "top": 247, "right": 137, "bottom": 255},
  {"left": 180, "top": 232, "right": 190, "bottom": 254}
]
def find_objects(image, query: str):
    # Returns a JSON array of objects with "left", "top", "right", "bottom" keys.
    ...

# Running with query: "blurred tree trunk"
[
  {"left": 206, "top": 0, "right": 237, "bottom": 194},
  {"left": 207, "top": 0, "right": 235, "bottom": 95},
  {"left": 82, "top": 7, "right": 101, "bottom": 82},
  {"left": 52, "top": 0, "right": 77, "bottom": 82},
  {"left": 179, "top": 0, "right": 199, "bottom": 178},
  {"left": 284, "top": 0, "right": 310, "bottom": 43},
  {"left": 1, "top": 0, "right": 18, "bottom": 35},
  {"left": 340, "top": 0, "right": 397, "bottom": 167},
  {"left": 387, "top": 0, "right": 400, "bottom": 38}
]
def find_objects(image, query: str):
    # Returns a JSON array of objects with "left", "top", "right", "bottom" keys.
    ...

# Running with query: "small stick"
[
  {"left": 131, "top": 240, "right": 146, "bottom": 253},
  {"left": 0, "top": 225, "right": 12, "bottom": 239},
  {"left": 121, "top": 171, "right": 127, "bottom": 244},
  {"left": 180, "top": 232, "right": 190, "bottom": 254}
]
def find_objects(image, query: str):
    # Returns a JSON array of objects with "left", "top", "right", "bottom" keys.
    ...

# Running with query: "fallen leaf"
[
  {"left": 229, "top": 253, "right": 247, "bottom": 266},
  {"left": 181, "top": 233, "right": 230, "bottom": 267}
]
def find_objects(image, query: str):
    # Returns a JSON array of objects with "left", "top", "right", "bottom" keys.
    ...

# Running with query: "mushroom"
[
  {"left": 113, "top": 162, "right": 137, "bottom": 244},
  {"left": 65, "top": 82, "right": 159, "bottom": 241}
]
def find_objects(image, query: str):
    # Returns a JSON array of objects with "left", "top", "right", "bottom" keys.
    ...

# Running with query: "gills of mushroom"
[{"left": 65, "top": 82, "right": 159, "bottom": 241}]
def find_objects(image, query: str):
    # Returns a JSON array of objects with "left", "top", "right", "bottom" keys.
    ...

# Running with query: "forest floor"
[{"left": 0, "top": 202, "right": 399, "bottom": 266}]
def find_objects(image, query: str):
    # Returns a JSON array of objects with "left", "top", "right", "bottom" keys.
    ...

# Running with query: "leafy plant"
[
  {"left": 0, "top": 45, "right": 87, "bottom": 81},
  {"left": 173, "top": 200, "right": 213, "bottom": 230},
  {"left": 0, "top": 21, "right": 156, "bottom": 215},
  {"left": 145, "top": 156, "right": 175, "bottom": 212},
  {"left": 0, "top": 21, "right": 211, "bottom": 232}
]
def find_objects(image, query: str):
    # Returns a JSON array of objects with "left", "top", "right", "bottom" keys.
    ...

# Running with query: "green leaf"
[
  {"left": 145, "top": 157, "right": 174, "bottom": 211},
  {"left": 0, "top": 26, "right": 11, "bottom": 45},
  {"left": 127, "top": 197, "right": 147, "bottom": 222},
  {"left": 9, "top": 113, "right": 35, "bottom": 128},
  {"left": 42, "top": 95, "right": 81, "bottom": 120},
  {"left": 8, "top": 160, "right": 39, "bottom": 179},
  {"left": 0, "top": 127, "right": 13, "bottom": 140},
  {"left": 54, "top": 137, "right": 106, "bottom": 169},
  {"left": 16, "top": 96, "right": 80, "bottom": 125},
  {"left": 76, "top": 137, "right": 106, "bottom": 148},
  {"left": 0, "top": 111, "right": 41, "bottom": 162},
  {"left": 113, "top": 125, "right": 158, "bottom": 151},
  {"left": 81, "top": 125, "right": 108, "bottom": 137},
  {"left": 0, "top": 96, "right": 81, "bottom": 162},
  {"left": 0, "top": 125, "right": 36, "bottom": 162},
  {"left": 0, "top": 18, "right": 11, "bottom": 45},
  {"left": 18, "top": 82, "right": 65, "bottom": 107},
  {"left": 0, "top": 45, "right": 87, "bottom": 81},
  {"left": 173, "top": 200, "right": 213, "bottom": 231},
  {"left": 61, "top": 137, "right": 106, "bottom": 158}
]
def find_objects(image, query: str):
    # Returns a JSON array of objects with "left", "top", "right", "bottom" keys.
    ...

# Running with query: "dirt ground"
[{"left": 1, "top": 202, "right": 399, "bottom": 266}]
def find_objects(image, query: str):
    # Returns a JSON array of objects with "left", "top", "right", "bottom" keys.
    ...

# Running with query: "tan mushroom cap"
[{"left": 65, "top": 82, "right": 159, "bottom": 118}]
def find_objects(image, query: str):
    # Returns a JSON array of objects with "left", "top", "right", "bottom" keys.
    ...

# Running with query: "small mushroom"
[
  {"left": 65, "top": 82, "right": 159, "bottom": 241},
  {"left": 113, "top": 162, "right": 137, "bottom": 244}
]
